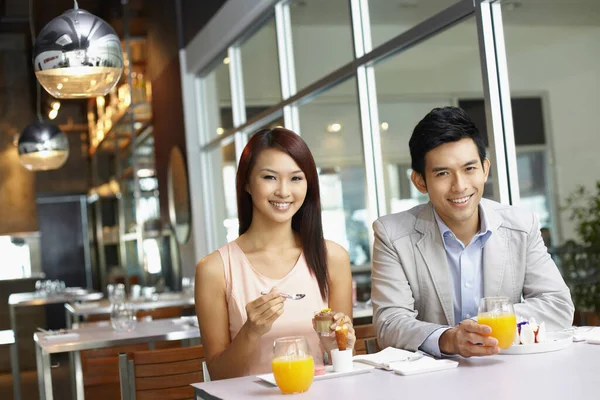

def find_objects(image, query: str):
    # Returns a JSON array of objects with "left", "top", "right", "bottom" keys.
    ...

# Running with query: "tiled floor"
[{"left": 0, "top": 354, "right": 71, "bottom": 400}]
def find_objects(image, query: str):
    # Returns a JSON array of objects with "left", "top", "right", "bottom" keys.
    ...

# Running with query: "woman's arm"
[
  {"left": 322, "top": 240, "right": 355, "bottom": 352},
  {"left": 195, "top": 252, "right": 285, "bottom": 380},
  {"left": 326, "top": 240, "right": 353, "bottom": 318}
]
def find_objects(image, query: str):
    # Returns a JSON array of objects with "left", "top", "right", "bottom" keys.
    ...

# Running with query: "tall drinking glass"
[
  {"left": 272, "top": 336, "right": 314, "bottom": 394},
  {"left": 478, "top": 296, "right": 517, "bottom": 349}
]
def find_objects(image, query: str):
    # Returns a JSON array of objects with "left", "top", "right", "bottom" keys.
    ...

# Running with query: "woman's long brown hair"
[{"left": 235, "top": 128, "right": 328, "bottom": 300}]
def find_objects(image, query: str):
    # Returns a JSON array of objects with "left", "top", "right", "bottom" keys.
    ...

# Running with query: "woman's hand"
[
  {"left": 243, "top": 287, "right": 286, "bottom": 339},
  {"left": 316, "top": 312, "right": 356, "bottom": 354}
]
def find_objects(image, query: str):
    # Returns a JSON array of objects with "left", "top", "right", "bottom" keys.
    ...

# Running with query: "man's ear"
[
  {"left": 410, "top": 170, "right": 428, "bottom": 194},
  {"left": 483, "top": 157, "right": 491, "bottom": 182}
]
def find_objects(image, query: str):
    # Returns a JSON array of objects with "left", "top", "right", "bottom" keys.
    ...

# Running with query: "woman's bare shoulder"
[
  {"left": 324, "top": 240, "right": 350, "bottom": 268},
  {"left": 195, "top": 250, "right": 225, "bottom": 281}
]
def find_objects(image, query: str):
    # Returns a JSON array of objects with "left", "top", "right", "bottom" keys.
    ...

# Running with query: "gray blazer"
[{"left": 371, "top": 198, "right": 574, "bottom": 351}]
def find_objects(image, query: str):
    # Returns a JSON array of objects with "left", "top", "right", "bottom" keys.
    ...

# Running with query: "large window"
[
  {"left": 374, "top": 17, "right": 491, "bottom": 213},
  {"left": 289, "top": 0, "right": 354, "bottom": 91},
  {"left": 298, "top": 77, "right": 371, "bottom": 267},
  {"left": 187, "top": 0, "right": 535, "bottom": 281},
  {"left": 499, "top": 0, "right": 600, "bottom": 245}
]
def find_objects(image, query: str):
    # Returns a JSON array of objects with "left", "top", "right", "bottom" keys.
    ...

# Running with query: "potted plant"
[{"left": 556, "top": 181, "right": 600, "bottom": 325}]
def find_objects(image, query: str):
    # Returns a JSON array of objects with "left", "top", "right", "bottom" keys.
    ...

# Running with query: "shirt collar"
[{"left": 432, "top": 202, "right": 493, "bottom": 248}]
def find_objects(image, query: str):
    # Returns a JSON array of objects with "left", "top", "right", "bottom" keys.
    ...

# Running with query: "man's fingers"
[{"left": 461, "top": 320, "right": 492, "bottom": 335}]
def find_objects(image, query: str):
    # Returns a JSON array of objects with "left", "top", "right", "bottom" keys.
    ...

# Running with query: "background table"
[
  {"left": 8, "top": 290, "right": 103, "bottom": 400},
  {"left": 193, "top": 341, "right": 600, "bottom": 400},
  {"left": 64, "top": 292, "right": 195, "bottom": 327},
  {"left": 34, "top": 317, "right": 200, "bottom": 400}
]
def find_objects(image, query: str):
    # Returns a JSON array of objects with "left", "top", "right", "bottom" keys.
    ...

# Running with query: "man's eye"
[
  {"left": 466, "top": 167, "right": 476, "bottom": 172},
  {"left": 436, "top": 171, "right": 448, "bottom": 177}
]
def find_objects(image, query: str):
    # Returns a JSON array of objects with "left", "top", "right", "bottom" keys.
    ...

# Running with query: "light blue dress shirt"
[{"left": 419, "top": 204, "right": 493, "bottom": 357}]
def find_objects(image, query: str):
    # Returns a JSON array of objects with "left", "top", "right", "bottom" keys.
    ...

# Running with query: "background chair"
[
  {"left": 354, "top": 324, "right": 379, "bottom": 355},
  {"left": 119, "top": 344, "right": 205, "bottom": 400}
]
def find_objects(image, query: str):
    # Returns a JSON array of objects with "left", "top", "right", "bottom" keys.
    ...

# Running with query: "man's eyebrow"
[{"left": 431, "top": 160, "right": 478, "bottom": 173}]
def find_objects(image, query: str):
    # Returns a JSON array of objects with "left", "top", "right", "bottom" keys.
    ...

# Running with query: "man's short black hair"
[{"left": 409, "top": 106, "right": 487, "bottom": 177}]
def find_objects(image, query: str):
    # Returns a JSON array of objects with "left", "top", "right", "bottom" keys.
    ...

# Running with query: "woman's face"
[{"left": 246, "top": 148, "right": 308, "bottom": 224}]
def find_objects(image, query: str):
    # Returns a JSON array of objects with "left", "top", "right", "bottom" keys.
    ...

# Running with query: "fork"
[{"left": 260, "top": 291, "right": 306, "bottom": 300}]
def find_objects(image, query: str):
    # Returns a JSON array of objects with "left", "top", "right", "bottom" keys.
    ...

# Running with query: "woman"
[{"left": 195, "top": 127, "right": 355, "bottom": 380}]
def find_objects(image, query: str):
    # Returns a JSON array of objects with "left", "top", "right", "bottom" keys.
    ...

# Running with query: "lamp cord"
[{"left": 28, "top": 0, "right": 43, "bottom": 122}]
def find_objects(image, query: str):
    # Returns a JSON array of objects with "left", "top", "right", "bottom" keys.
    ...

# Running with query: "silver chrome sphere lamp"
[
  {"left": 33, "top": 0, "right": 124, "bottom": 99},
  {"left": 18, "top": 121, "right": 69, "bottom": 171}
]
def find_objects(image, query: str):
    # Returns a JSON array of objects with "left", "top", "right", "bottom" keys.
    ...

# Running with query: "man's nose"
[{"left": 451, "top": 173, "right": 468, "bottom": 193}]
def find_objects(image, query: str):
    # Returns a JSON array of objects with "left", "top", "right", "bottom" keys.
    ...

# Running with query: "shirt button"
[{"left": 465, "top": 282, "right": 472, "bottom": 288}]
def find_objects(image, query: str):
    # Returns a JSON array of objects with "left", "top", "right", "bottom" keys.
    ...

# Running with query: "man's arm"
[
  {"left": 371, "top": 219, "right": 443, "bottom": 351},
  {"left": 514, "top": 213, "right": 574, "bottom": 330}
]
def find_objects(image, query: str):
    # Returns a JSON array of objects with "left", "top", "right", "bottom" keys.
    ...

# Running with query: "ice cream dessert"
[
  {"left": 335, "top": 324, "right": 349, "bottom": 351},
  {"left": 513, "top": 317, "right": 547, "bottom": 345},
  {"left": 314, "top": 308, "right": 334, "bottom": 336}
]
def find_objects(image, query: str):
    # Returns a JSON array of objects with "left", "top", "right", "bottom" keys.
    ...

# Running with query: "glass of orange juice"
[
  {"left": 272, "top": 336, "right": 314, "bottom": 394},
  {"left": 477, "top": 296, "right": 517, "bottom": 349}
]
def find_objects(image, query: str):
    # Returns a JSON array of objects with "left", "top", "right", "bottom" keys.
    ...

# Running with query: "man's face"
[{"left": 411, "top": 138, "right": 490, "bottom": 230}]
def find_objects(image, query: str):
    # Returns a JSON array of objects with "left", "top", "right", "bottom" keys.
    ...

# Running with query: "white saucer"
[{"left": 501, "top": 332, "right": 573, "bottom": 355}]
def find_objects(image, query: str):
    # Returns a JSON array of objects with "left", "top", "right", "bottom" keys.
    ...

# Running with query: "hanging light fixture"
[
  {"left": 18, "top": 121, "right": 69, "bottom": 171},
  {"left": 32, "top": 0, "right": 124, "bottom": 99},
  {"left": 17, "top": 0, "right": 70, "bottom": 171}
]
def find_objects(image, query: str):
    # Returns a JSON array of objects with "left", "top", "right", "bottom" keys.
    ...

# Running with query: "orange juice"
[
  {"left": 478, "top": 313, "right": 517, "bottom": 349},
  {"left": 272, "top": 356, "right": 315, "bottom": 394}
]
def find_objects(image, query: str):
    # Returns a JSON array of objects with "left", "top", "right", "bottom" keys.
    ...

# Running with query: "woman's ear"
[{"left": 245, "top": 184, "right": 251, "bottom": 195}]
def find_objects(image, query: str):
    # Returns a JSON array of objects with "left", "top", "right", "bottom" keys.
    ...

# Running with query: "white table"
[
  {"left": 64, "top": 292, "right": 195, "bottom": 328},
  {"left": 8, "top": 290, "right": 103, "bottom": 400},
  {"left": 193, "top": 341, "right": 600, "bottom": 399},
  {"left": 34, "top": 317, "right": 200, "bottom": 400}
]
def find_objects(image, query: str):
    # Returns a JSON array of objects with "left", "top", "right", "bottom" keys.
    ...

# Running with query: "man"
[{"left": 371, "top": 107, "right": 574, "bottom": 358}]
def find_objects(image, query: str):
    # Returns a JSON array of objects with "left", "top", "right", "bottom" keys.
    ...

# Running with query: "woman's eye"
[
  {"left": 291, "top": 176, "right": 303, "bottom": 181},
  {"left": 263, "top": 175, "right": 276, "bottom": 180}
]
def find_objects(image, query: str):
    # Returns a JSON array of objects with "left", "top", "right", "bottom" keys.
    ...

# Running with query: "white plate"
[
  {"left": 256, "top": 362, "right": 374, "bottom": 386},
  {"left": 501, "top": 332, "right": 573, "bottom": 355}
]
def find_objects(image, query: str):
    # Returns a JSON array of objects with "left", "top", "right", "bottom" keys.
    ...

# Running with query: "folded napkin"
[
  {"left": 353, "top": 347, "right": 424, "bottom": 370},
  {"left": 392, "top": 357, "right": 458, "bottom": 376},
  {"left": 573, "top": 326, "right": 600, "bottom": 342},
  {"left": 44, "top": 333, "right": 80, "bottom": 341}
]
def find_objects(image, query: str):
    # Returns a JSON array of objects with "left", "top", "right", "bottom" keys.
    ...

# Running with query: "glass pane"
[
  {"left": 499, "top": 1, "right": 600, "bottom": 246},
  {"left": 368, "top": 0, "right": 458, "bottom": 49},
  {"left": 297, "top": 77, "right": 371, "bottom": 268},
  {"left": 289, "top": 0, "right": 354, "bottom": 91},
  {"left": 240, "top": 18, "right": 282, "bottom": 115},
  {"left": 203, "top": 56, "right": 232, "bottom": 142},
  {"left": 207, "top": 140, "right": 238, "bottom": 248},
  {"left": 374, "top": 17, "right": 492, "bottom": 214}
]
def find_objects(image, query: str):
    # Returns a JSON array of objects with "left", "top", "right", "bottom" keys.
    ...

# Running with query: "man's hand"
[{"left": 439, "top": 319, "right": 500, "bottom": 357}]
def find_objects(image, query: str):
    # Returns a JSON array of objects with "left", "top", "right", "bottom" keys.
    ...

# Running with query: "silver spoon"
[{"left": 261, "top": 291, "right": 305, "bottom": 300}]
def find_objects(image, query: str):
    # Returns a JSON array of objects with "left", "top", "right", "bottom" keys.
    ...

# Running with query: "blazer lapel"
[
  {"left": 482, "top": 204, "right": 508, "bottom": 297},
  {"left": 415, "top": 203, "right": 455, "bottom": 326}
]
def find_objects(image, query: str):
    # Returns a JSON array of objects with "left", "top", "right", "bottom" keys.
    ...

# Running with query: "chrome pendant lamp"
[
  {"left": 33, "top": 0, "right": 124, "bottom": 99},
  {"left": 18, "top": 121, "right": 69, "bottom": 171},
  {"left": 17, "top": 0, "right": 69, "bottom": 171}
]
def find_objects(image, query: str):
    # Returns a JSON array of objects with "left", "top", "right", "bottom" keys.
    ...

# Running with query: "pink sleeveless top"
[{"left": 218, "top": 241, "right": 327, "bottom": 376}]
